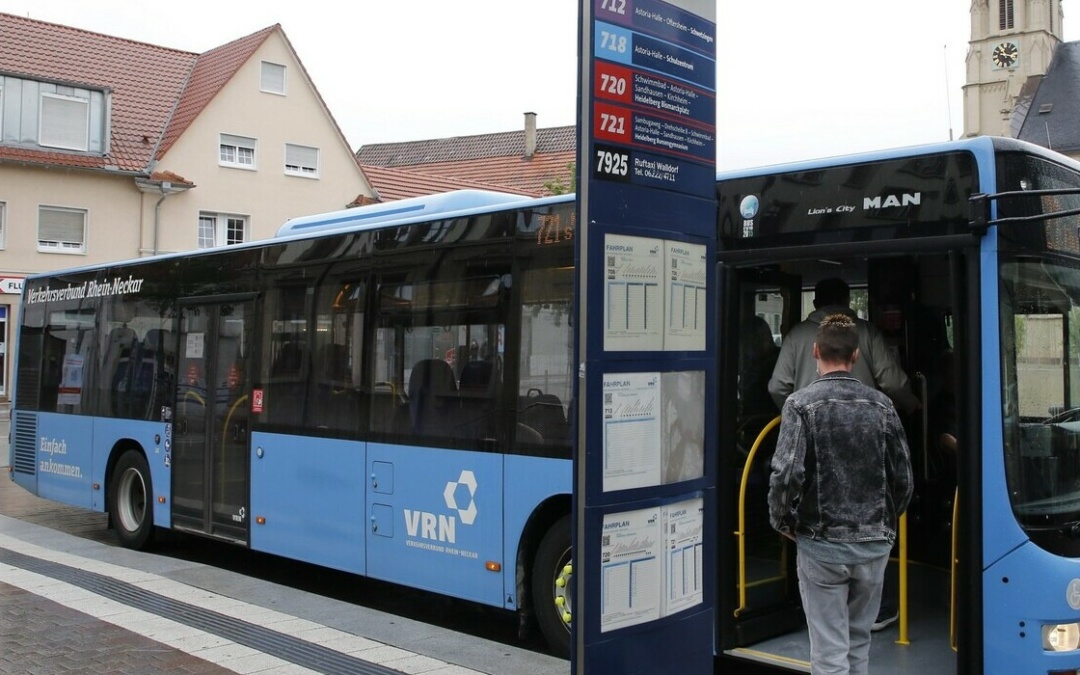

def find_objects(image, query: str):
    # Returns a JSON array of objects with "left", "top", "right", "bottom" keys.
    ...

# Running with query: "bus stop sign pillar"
[{"left": 573, "top": 0, "right": 718, "bottom": 672}]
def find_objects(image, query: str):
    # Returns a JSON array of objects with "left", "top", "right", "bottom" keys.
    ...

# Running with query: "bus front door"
[
  {"left": 719, "top": 268, "right": 805, "bottom": 647},
  {"left": 172, "top": 299, "right": 254, "bottom": 543}
]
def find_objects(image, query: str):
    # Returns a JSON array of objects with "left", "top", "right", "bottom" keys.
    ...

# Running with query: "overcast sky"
[{"left": 2, "top": 1, "right": 1076, "bottom": 170}]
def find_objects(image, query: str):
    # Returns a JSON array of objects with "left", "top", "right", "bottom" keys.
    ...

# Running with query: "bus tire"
[
  {"left": 110, "top": 450, "right": 155, "bottom": 550},
  {"left": 532, "top": 514, "right": 572, "bottom": 658}
]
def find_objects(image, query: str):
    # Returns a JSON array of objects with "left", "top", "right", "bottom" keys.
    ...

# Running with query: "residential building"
[
  {"left": 357, "top": 112, "right": 576, "bottom": 200},
  {"left": 0, "top": 12, "right": 375, "bottom": 399}
]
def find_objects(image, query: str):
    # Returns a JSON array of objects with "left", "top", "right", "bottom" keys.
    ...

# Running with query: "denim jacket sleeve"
[{"left": 768, "top": 399, "right": 806, "bottom": 535}]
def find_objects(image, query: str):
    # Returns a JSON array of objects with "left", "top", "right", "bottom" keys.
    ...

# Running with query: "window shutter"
[
  {"left": 40, "top": 94, "right": 89, "bottom": 151},
  {"left": 285, "top": 144, "right": 319, "bottom": 173},
  {"left": 261, "top": 62, "right": 286, "bottom": 94},
  {"left": 39, "top": 208, "right": 85, "bottom": 244}
]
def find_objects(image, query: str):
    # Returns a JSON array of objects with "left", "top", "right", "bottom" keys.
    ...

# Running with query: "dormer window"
[
  {"left": 261, "top": 62, "right": 286, "bottom": 95},
  {"left": 0, "top": 76, "right": 105, "bottom": 154},
  {"left": 40, "top": 92, "right": 89, "bottom": 151}
]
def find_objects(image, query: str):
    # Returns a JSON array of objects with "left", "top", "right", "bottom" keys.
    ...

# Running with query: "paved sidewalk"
[
  {"left": 0, "top": 580, "right": 231, "bottom": 674},
  {"left": 0, "top": 479, "right": 566, "bottom": 675}
]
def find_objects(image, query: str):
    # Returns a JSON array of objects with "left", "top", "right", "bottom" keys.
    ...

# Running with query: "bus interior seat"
[
  {"left": 518, "top": 391, "right": 568, "bottom": 444},
  {"left": 271, "top": 340, "right": 306, "bottom": 377},
  {"left": 268, "top": 340, "right": 307, "bottom": 427},
  {"left": 459, "top": 359, "right": 496, "bottom": 394},
  {"left": 409, "top": 358, "right": 458, "bottom": 436},
  {"left": 105, "top": 326, "right": 139, "bottom": 415},
  {"left": 517, "top": 422, "right": 543, "bottom": 444},
  {"left": 311, "top": 343, "right": 357, "bottom": 432},
  {"left": 457, "top": 359, "right": 501, "bottom": 439}
]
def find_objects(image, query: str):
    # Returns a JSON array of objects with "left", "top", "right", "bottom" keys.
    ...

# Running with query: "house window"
[
  {"left": 40, "top": 92, "right": 89, "bottom": 152},
  {"left": 219, "top": 134, "right": 257, "bottom": 169},
  {"left": 38, "top": 206, "right": 87, "bottom": 254},
  {"left": 0, "top": 202, "right": 6, "bottom": 249},
  {"left": 284, "top": 144, "right": 320, "bottom": 177},
  {"left": 1000, "top": 0, "right": 1014, "bottom": 30},
  {"left": 261, "top": 62, "right": 286, "bottom": 95},
  {"left": 198, "top": 213, "right": 247, "bottom": 249}
]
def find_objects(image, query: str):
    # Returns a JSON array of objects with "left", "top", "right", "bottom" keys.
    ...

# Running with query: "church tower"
[{"left": 963, "top": 0, "right": 1063, "bottom": 137}]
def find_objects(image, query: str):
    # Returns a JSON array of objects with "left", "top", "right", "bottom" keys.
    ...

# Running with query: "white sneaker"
[{"left": 871, "top": 612, "right": 898, "bottom": 631}]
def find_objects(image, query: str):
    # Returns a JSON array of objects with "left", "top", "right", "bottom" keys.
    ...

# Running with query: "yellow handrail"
[
  {"left": 897, "top": 511, "right": 910, "bottom": 645},
  {"left": 734, "top": 415, "right": 781, "bottom": 617},
  {"left": 951, "top": 486, "right": 959, "bottom": 652},
  {"left": 219, "top": 394, "right": 249, "bottom": 505}
]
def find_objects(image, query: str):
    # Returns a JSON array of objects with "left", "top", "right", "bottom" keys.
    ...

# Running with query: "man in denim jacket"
[{"left": 768, "top": 314, "right": 913, "bottom": 675}]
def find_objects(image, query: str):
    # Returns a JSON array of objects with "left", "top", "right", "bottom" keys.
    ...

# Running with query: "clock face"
[{"left": 992, "top": 42, "right": 1019, "bottom": 69}]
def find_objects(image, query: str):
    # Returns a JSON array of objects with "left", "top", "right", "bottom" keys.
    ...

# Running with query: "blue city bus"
[
  {"left": 10, "top": 136, "right": 1080, "bottom": 672},
  {"left": 8, "top": 188, "right": 579, "bottom": 656},
  {"left": 716, "top": 136, "right": 1080, "bottom": 674}
]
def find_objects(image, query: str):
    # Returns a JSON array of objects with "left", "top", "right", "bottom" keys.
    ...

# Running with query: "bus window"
[
  {"left": 374, "top": 273, "right": 509, "bottom": 446},
  {"left": 518, "top": 266, "right": 573, "bottom": 450},
  {"left": 261, "top": 283, "right": 311, "bottom": 430},
  {"left": 310, "top": 278, "right": 363, "bottom": 434}
]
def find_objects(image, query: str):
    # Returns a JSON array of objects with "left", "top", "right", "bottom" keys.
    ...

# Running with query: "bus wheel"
[
  {"left": 532, "top": 514, "right": 571, "bottom": 658},
  {"left": 110, "top": 450, "right": 154, "bottom": 550}
]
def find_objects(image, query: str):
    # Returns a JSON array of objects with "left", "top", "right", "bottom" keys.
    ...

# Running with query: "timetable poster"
[
  {"left": 602, "top": 372, "right": 662, "bottom": 492},
  {"left": 662, "top": 498, "right": 704, "bottom": 617},
  {"left": 663, "top": 241, "right": 707, "bottom": 351},
  {"left": 600, "top": 507, "right": 662, "bottom": 632},
  {"left": 604, "top": 234, "right": 664, "bottom": 351}
]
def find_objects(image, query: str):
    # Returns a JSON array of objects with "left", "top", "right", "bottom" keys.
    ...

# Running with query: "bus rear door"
[{"left": 172, "top": 298, "right": 254, "bottom": 543}]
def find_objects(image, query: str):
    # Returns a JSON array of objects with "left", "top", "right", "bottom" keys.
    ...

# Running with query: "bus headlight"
[{"left": 1044, "top": 623, "right": 1080, "bottom": 651}]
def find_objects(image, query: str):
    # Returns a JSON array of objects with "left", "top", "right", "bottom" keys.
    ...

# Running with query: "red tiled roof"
[
  {"left": 357, "top": 125, "right": 577, "bottom": 199},
  {"left": 158, "top": 26, "right": 277, "bottom": 158},
  {"left": 357, "top": 126, "right": 576, "bottom": 165},
  {"left": 361, "top": 164, "right": 543, "bottom": 202},
  {"left": 0, "top": 13, "right": 298, "bottom": 177},
  {"left": 0, "top": 12, "right": 197, "bottom": 172}
]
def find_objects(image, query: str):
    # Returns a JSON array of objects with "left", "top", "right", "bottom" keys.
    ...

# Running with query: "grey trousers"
[{"left": 796, "top": 551, "right": 889, "bottom": 675}]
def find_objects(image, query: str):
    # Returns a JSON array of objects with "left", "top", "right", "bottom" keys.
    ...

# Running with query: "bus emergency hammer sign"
[{"left": 575, "top": 0, "right": 717, "bottom": 674}]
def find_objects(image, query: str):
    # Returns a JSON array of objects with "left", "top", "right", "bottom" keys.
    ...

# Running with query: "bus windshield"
[
  {"left": 1000, "top": 259, "right": 1080, "bottom": 537},
  {"left": 998, "top": 151, "right": 1080, "bottom": 554}
]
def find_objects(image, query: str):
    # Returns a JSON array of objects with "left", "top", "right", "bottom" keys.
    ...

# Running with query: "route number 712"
[{"left": 601, "top": 0, "right": 627, "bottom": 15}]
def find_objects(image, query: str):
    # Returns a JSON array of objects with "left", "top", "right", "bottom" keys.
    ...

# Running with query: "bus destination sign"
[{"left": 591, "top": 0, "right": 716, "bottom": 197}]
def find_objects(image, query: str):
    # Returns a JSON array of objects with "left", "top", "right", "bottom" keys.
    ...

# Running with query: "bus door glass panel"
[
  {"left": 174, "top": 301, "right": 253, "bottom": 540},
  {"left": 1000, "top": 261, "right": 1080, "bottom": 548},
  {"left": 729, "top": 272, "right": 798, "bottom": 620}
]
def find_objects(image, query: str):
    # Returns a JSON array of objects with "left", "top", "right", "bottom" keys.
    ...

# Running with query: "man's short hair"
[
  {"left": 814, "top": 277, "right": 851, "bottom": 308},
  {"left": 816, "top": 313, "right": 858, "bottom": 363}
]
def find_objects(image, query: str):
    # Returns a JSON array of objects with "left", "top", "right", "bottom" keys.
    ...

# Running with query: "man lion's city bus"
[{"left": 10, "top": 136, "right": 1080, "bottom": 673}]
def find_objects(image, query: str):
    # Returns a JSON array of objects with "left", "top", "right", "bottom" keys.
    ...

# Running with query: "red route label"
[
  {"left": 593, "top": 101, "right": 632, "bottom": 144},
  {"left": 594, "top": 62, "right": 634, "bottom": 105}
]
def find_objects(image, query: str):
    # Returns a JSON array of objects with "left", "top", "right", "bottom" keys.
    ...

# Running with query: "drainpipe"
[{"left": 153, "top": 181, "right": 171, "bottom": 256}]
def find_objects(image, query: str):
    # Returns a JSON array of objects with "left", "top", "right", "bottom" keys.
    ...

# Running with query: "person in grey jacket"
[
  {"left": 767, "top": 277, "right": 919, "bottom": 414},
  {"left": 768, "top": 313, "right": 913, "bottom": 675}
]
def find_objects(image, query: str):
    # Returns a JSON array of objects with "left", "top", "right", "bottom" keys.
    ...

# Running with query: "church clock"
[{"left": 992, "top": 41, "right": 1020, "bottom": 69}]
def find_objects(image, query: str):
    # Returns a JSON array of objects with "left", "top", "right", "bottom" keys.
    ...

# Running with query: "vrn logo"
[
  {"left": 403, "top": 470, "right": 478, "bottom": 544},
  {"left": 864, "top": 192, "right": 921, "bottom": 210}
]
